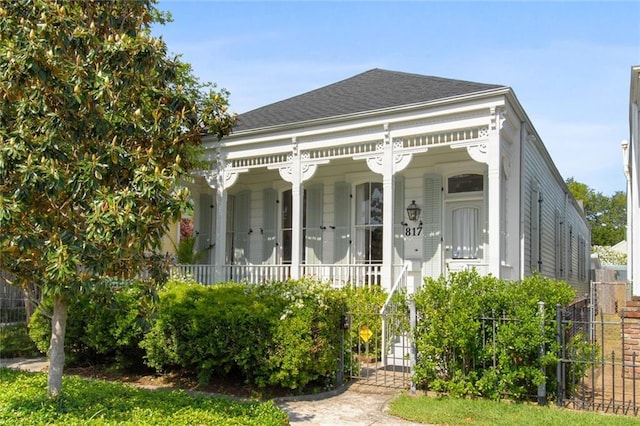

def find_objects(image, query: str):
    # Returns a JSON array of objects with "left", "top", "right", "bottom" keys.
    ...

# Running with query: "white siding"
[{"left": 521, "top": 130, "right": 590, "bottom": 295}]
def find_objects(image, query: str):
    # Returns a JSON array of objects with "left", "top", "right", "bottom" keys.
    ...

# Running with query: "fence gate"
[
  {"left": 557, "top": 297, "right": 640, "bottom": 416},
  {"left": 341, "top": 309, "right": 412, "bottom": 389}
]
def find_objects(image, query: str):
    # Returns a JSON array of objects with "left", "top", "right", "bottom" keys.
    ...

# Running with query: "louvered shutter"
[
  {"left": 393, "top": 175, "right": 405, "bottom": 265},
  {"left": 334, "top": 182, "right": 351, "bottom": 264},
  {"left": 262, "top": 188, "right": 277, "bottom": 263},
  {"left": 233, "top": 190, "right": 251, "bottom": 263},
  {"left": 530, "top": 183, "right": 541, "bottom": 272},
  {"left": 423, "top": 175, "right": 442, "bottom": 277},
  {"left": 198, "top": 193, "right": 213, "bottom": 253},
  {"left": 306, "top": 184, "right": 323, "bottom": 264}
]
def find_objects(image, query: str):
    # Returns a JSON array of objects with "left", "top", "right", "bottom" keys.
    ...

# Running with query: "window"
[
  {"left": 354, "top": 182, "right": 383, "bottom": 264},
  {"left": 281, "top": 189, "right": 306, "bottom": 264},
  {"left": 448, "top": 174, "right": 483, "bottom": 194}
]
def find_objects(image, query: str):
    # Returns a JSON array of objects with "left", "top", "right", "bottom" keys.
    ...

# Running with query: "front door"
[{"left": 444, "top": 200, "right": 483, "bottom": 274}]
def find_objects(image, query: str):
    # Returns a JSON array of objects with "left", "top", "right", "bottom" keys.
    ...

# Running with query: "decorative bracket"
[{"left": 450, "top": 141, "right": 489, "bottom": 164}]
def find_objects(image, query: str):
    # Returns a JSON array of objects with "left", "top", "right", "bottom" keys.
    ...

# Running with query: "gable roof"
[{"left": 233, "top": 69, "right": 506, "bottom": 132}]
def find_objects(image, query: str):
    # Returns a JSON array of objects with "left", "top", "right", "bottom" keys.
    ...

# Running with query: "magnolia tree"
[{"left": 0, "top": 1, "right": 234, "bottom": 397}]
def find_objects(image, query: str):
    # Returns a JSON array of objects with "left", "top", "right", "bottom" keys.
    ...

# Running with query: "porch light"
[{"left": 406, "top": 200, "right": 421, "bottom": 221}]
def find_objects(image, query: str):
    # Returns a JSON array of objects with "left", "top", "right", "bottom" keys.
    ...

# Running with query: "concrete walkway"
[{"left": 1, "top": 358, "right": 424, "bottom": 425}]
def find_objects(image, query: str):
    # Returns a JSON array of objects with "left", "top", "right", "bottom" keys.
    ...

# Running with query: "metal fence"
[
  {"left": 0, "top": 272, "right": 27, "bottom": 326},
  {"left": 341, "top": 310, "right": 412, "bottom": 389},
  {"left": 558, "top": 307, "right": 640, "bottom": 416}
]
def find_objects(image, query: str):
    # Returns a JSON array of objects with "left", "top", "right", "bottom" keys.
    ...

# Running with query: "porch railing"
[{"left": 172, "top": 263, "right": 389, "bottom": 288}]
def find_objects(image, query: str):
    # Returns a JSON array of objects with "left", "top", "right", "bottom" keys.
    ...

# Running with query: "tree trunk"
[
  {"left": 47, "top": 294, "right": 67, "bottom": 398},
  {"left": 22, "top": 285, "right": 36, "bottom": 324}
]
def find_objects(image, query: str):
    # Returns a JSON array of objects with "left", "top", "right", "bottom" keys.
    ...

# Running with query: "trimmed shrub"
[
  {"left": 342, "top": 285, "right": 387, "bottom": 358},
  {"left": 0, "top": 323, "right": 41, "bottom": 358},
  {"left": 413, "top": 270, "right": 578, "bottom": 400},
  {"left": 141, "top": 277, "right": 346, "bottom": 390},
  {"left": 29, "top": 278, "right": 159, "bottom": 369}
]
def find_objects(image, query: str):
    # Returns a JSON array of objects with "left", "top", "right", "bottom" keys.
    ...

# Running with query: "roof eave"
[{"left": 227, "top": 86, "right": 511, "bottom": 138}]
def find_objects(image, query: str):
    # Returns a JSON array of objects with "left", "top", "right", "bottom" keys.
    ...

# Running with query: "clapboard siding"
[{"left": 522, "top": 130, "right": 590, "bottom": 295}]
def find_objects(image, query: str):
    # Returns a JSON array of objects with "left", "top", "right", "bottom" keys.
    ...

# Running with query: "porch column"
[
  {"left": 213, "top": 187, "right": 227, "bottom": 282},
  {"left": 381, "top": 128, "right": 395, "bottom": 290},
  {"left": 291, "top": 143, "right": 303, "bottom": 279},
  {"left": 356, "top": 124, "right": 417, "bottom": 290},
  {"left": 486, "top": 108, "right": 503, "bottom": 277},
  {"left": 273, "top": 138, "right": 325, "bottom": 280},
  {"left": 205, "top": 153, "right": 247, "bottom": 283}
]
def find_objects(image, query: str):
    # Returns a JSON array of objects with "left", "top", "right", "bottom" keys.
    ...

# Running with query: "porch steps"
[{"left": 384, "top": 334, "right": 411, "bottom": 369}]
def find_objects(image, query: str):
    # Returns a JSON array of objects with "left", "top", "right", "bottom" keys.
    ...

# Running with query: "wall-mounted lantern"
[{"left": 406, "top": 200, "right": 421, "bottom": 222}]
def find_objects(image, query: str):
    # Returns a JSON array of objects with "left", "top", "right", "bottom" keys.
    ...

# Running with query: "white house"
[
  {"left": 178, "top": 69, "right": 590, "bottom": 296},
  {"left": 624, "top": 65, "right": 640, "bottom": 296}
]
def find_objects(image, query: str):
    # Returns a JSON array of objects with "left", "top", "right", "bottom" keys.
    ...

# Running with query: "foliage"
[
  {"left": 0, "top": 368, "right": 288, "bottom": 425},
  {"left": 413, "top": 270, "right": 579, "bottom": 401},
  {"left": 141, "top": 277, "right": 345, "bottom": 390},
  {"left": 29, "top": 278, "right": 159, "bottom": 369},
  {"left": 342, "top": 285, "right": 388, "bottom": 358},
  {"left": 0, "top": 0, "right": 235, "bottom": 396},
  {"left": 175, "top": 235, "right": 205, "bottom": 264},
  {"left": 566, "top": 178, "right": 626, "bottom": 246},
  {"left": 0, "top": 324, "right": 41, "bottom": 358},
  {"left": 389, "top": 394, "right": 639, "bottom": 426},
  {"left": 592, "top": 245, "right": 627, "bottom": 266}
]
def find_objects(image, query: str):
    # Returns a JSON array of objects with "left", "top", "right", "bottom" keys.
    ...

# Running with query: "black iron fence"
[
  {"left": 0, "top": 273, "right": 27, "bottom": 326},
  {"left": 558, "top": 308, "right": 640, "bottom": 416},
  {"left": 341, "top": 310, "right": 412, "bottom": 389}
]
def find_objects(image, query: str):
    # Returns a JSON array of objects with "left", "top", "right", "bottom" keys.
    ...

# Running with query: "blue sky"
[{"left": 153, "top": 1, "right": 640, "bottom": 196}]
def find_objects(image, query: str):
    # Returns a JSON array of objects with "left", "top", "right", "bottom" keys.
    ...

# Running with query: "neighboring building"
[
  {"left": 179, "top": 69, "right": 590, "bottom": 295},
  {"left": 624, "top": 65, "right": 640, "bottom": 296}
]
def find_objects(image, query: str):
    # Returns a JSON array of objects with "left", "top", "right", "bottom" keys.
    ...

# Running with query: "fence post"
[
  {"left": 409, "top": 297, "right": 417, "bottom": 394},
  {"left": 556, "top": 303, "right": 564, "bottom": 407},
  {"left": 538, "top": 301, "right": 546, "bottom": 406}
]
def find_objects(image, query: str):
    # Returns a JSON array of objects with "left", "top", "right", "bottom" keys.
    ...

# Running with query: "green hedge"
[
  {"left": 141, "top": 277, "right": 346, "bottom": 390},
  {"left": 413, "top": 270, "right": 579, "bottom": 400},
  {"left": 29, "top": 278, "right": 158, "bottom": 369}
]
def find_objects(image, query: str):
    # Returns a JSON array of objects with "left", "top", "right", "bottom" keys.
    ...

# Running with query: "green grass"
[
  {"left": 0, "top": 368, "right": 288, "bottom": 425},
  {"left": 389, "top": 393, "right": 640, "bottom": 426}
]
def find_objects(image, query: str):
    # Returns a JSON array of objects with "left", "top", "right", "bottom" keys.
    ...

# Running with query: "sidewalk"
[
  {"left": 275, "top": 384, "right": 424, "bottom": 425},
  {"left": 1, "top": 358, "right": 424, "bottom": 425}
]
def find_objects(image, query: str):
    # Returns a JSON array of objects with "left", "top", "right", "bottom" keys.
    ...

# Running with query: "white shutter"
[
  {"left": 423, "top": 174, "right": 442, "bottom": 277},
  {"left": 262, "top": 188, "right": 277, "bottom": 263},
  {"left": 233, "top": 190, "right": 251, "bottom": 264},
  {"left": 198, "top": 193, "right": 213, "bottom": 253},
  {"left": 334, "top": 182, "right": 351, "bottom": 264},
  {"left": 393, "top": 175, "right": 405, "bottom": 265},
  {"left": 306, "top": 184, "right": 324, "bottom": 264}
]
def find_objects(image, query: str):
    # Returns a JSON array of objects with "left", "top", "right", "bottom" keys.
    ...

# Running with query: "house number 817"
[{"left": 405, "top": 227, "right": 422, "bottom": 237}]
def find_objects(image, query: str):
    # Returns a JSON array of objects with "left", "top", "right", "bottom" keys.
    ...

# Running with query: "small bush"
[{"left": 0, "top": 323, "right": 41, "bottom": 358}]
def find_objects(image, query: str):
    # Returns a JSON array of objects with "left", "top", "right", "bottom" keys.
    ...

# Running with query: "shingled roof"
[{"left": 233, "top": 69, "right": 506, "bottom": 132}]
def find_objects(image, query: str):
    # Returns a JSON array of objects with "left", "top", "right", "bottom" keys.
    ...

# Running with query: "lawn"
[
  {"left": 0, "top": 368, "right": 288, "bottom": 426},
  {"left": 389, "top": 393, "right": 640, "bottom": 426}
]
